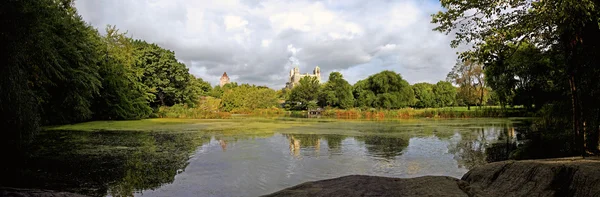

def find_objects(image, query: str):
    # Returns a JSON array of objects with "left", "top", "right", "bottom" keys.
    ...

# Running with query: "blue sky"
[{"left": 75, "top": 0, "right": 463, "bottom": 88}]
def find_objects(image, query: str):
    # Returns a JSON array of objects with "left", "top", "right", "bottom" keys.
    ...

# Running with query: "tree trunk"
[{"left": 569, "top": 69, "right": 584, "bottom": 157}]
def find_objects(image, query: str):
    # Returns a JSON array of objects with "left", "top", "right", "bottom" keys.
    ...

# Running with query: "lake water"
[{"left": 5, "top": 118, "right": 527, "bottom": 197}]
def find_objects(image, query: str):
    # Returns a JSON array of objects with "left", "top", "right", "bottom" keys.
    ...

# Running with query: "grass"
[{"left": 316, "top": 106, "right": 529, "bottom": 120}]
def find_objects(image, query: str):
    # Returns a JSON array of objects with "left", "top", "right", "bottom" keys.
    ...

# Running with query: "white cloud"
[
  {"left": 75, "top": 0, "right": 462, "bottom": 88},
  {"left": 261, "top": 39, "right": 272, "bottom": 47},
  {"left": 224, "top": 15, "right": 248, "bottom": 30}
]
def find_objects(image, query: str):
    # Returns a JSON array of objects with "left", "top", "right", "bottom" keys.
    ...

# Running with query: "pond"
[{"left": 3, "top": 118, "right": 529, "bottom": 197}]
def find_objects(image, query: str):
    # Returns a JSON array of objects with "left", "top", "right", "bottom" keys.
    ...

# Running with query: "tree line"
[
  {"left": 285, "top": 70, "right": 463, "bottom": 110},
  {"left": 1, "top": 0, "right": 210, "bottom": 146}
]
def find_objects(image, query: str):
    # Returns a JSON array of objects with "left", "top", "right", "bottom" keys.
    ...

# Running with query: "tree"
[
  {"left": 412, "top": 83, "right": 436, "bottom": 108},
  {"left": 220, "top": 84, "right": 278, "bottom": 112},
  {"left": 432, "top": 0, "right": 600, "bottom": 153},
  {"left": 353, "top": 79, "right": 376, "bottom": 108},
  {"left": 447, "top": 60, "right": 485, "bottom": 110},
  {"left": 288, "top": 76, "right": 321, "bottom": 110},
  {"left": 318, "top": 72, "right": 354, "bottom": 109},
  {"left": 93, "top": 26, "right": 153, "bottom": 120},
  {"left": 133, "top": 40, "right": 201, "bottom": 107},
  {"left": 352, "top": 71, "right": 415, "bottom": 109},
  {"left": 433, "top": 81, "right": 457, "bottom": 107}
]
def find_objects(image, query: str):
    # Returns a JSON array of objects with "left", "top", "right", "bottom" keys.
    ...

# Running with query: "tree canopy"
[
  {"left": 318, "top": 72, "right": 354, "bottom": 109},
  {"left": 432, "top": 0, "right": 600, "bottom": 154}
]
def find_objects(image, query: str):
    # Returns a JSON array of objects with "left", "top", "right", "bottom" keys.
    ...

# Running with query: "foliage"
[
  {"left": 133, "top": 40, "right": 205, "bottom": 107},
  {"left": 318, "top": 72, "right": 354, "bottom": 109},
  {"left": 432, "top": 81, "right": 457, "bottom": 107},
  {"left": 288, "top": 76, "right": 321, "bottom": 110},
  {"left": 447, "top": 60, "right": 486, "bottom": 109},
  {"left": 352, "top": 71, "right": 415, "bottom": 109},
  {"left": 220, "top": 84, "right": 279, "bottom": 112},
  {"left": 432, "top": 0, "right": 600, "bottom": 153},
  {"left": 0, "top": 1, "right": 211, "bottom": 146},
  {"left": 158, "top": 103, "right": 231, "bottom": 119},
  {"left": 412, "top": 83, "right": 436, "bottom": 108},
  {"left": 92, "top": 26, "right": 153, "bottom": 120}
]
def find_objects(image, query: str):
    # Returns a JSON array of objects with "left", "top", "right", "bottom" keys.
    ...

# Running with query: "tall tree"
[
  {"left": 432, "top": 0, "right": 600, "bottom": 153},
  {"left": 433, "top": 81, "right": 457, "bottom": 107},
  {"left": 318, "top": 72, "right": 354, "bottom": 109},
  {"left": 93, "top": 26, "right": 153, "bottom": 120},
  {"left": 352, "top": 71, "right": 415, "bottom": 109},
  {"left": 447, "top": 60, "right": 485, "bottom": 110},
  {"left": 133, "top": 40, "right": 201, "bottom": 107},
  {"left": 412, "top": 83, "right": 436, "bottom": 108}
]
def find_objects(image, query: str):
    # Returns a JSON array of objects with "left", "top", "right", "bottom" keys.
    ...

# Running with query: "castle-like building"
[
  {"left": 219, "top": 72, "right": 230, "bottom": 87},
  {"left": 286, "top": 66, "right": 321, "bottom": 89}
]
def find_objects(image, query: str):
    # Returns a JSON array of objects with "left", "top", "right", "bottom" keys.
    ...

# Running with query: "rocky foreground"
[
  {"left": 2, "top": 158, "right": 599, "bottom": 197},
  {"left": 264, "top": 158, "right": 600, "bottom": 197}
]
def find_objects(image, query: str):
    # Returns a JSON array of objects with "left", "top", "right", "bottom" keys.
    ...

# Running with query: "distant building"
[
  {"left": 285, "top": 66, "right": 321, "bottom": 89},
  {"left": 219, "top": 72, "right": 230, "bottom": 87}
]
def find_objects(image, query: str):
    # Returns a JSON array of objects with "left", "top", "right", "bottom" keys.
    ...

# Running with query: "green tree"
[
  {"left": 133, "top": 40, "right": 201, "bottom": 107},
  {"left": 318, "top": 72, "right": 354, "bottom": 109},
  {"left": 92, "top": 26, "right": 153, "bottom": 120},
  {"left": 353, "top": 79, "right": 376, "bottom": 108},
  {"left": 433, "top": 81, "right": 457, "bottom": 107},
  {"left": 288, "top": 76, "right": 321, "bottom": 110},
  {"left": 412, "top": 83, "right": 436, "bottom": 108},
  {"left": 220, "top": 84, "right": 278, "bottom": 112},
  {"left": 447, "top": 60, "right": 485, "bottom": 110},
  {"left": 432, "top": 0, "right": 600, "bottom": 153},
  {"left": 352, "top": 71, "right": 415, "bottom": 109}
]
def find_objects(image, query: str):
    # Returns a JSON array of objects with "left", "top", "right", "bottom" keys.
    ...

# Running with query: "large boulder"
[
  {"left": 0, "top": 188, "right": 88, "bottom": 197},
  {"left": 462, "top": 158, "right": 600, "bottom": 196},
  {"left": 265, "top": 158, "right": 600, "bottom": 197},
  {"left": 262, "top": 175, "right": 473, "bottom": 197}
]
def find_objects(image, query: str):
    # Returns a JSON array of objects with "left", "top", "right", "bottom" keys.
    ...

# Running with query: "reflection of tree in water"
[
  {"left": 448, "top": 126, "right": 519, "bottom": 169},
  {"left": 355, "top": 135, "right": 409, "bottom": 160},
  {"left": 2, "top": 130, "right": 212, "bottom": 196},
  {"left": 485, "top": 127, "right": 517, "bottom": 163},
  {"left": 323, "top": 135, "right": 345, "bottom": 150},
  {"left": 448, "top": 128, "right": 488, "bottom": 170}
]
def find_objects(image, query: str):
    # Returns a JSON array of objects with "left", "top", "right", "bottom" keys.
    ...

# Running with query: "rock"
[
  {"left": 462, "top": 157, "right": 600, "bottom": 197},
  {"left": 265, "top": 158, "right": 600, "bottom": 197},
  {"left": 262, "top": 175, "right": 474, "bottom": 197},
  {"left": 0, "top": 188, "right": 88, "bottom": 197}
]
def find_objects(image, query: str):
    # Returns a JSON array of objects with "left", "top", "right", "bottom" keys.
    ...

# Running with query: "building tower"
[
  {"left": 313, "top": 66, "right": 321, "bottom": 81},
  {"left": 219, "top": 72, "right": 230, "bottom": 87}
]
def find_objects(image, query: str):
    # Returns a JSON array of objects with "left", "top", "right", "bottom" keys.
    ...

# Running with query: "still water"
[{"left": 6, "top": 118, "right": 526, "bottom": 197}]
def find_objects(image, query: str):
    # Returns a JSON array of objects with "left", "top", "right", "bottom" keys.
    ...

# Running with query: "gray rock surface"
[
  {"left": 0, "top": 188, "right": 88, "bottom": 197},
  {"left": 265, "top": 158, "right": 600, "bottom": 197},
  {"left": 462, "top": 158, "right": 600, "bottom": 197},
  {"left": 262, "top": 175, "right": 473, "bottom": 197}
]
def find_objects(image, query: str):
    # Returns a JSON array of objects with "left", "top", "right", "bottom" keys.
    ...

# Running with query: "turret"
[{"left": 314, "top": 66, "right": 321, "bottom": 81}]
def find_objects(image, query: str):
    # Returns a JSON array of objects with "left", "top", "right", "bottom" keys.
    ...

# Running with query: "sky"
[{"left": 75, "top": 0, "right": 464, "bottom": 89}]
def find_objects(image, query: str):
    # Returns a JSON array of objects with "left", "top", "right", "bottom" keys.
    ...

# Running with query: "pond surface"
[{"left": 4, "top": 118, "right": 528, "bottom": 197}]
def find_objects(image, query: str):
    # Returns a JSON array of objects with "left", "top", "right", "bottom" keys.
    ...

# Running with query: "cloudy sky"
[{"left": 75, "top": 0, "right": 463, "bottom": 88}]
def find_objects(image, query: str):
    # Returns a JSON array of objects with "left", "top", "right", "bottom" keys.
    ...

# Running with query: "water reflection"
[
  {"left": 355, "top": 135, "right": 409, "bottom": 160},
  {"left": 3, "top": 119, "right": 526, "bottom": 197}
]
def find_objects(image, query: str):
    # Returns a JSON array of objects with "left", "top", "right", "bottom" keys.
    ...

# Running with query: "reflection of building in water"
[
  {"left": 287, "top": 134, "right": 321, "bottom": 157},
  {"left": 219, "top": 139, "right": 227, "bottom": 152}
]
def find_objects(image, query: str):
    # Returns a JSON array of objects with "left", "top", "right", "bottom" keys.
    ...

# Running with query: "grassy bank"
[
  {"left": 316, "top": 106, "right": 530, "bottom": 119},
  {"left": 155, "top": 104, "right": 530, "bottom": 120}
]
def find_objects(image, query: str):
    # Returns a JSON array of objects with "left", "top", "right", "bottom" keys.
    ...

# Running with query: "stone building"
[
  {"left": 285, "top": 66, "right": 321, "bottom": 89},
  {"left": 219, "top": 72, "right": 230, "bottom": 87}
]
